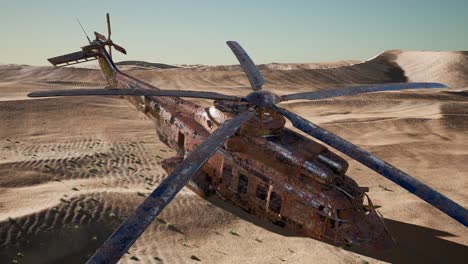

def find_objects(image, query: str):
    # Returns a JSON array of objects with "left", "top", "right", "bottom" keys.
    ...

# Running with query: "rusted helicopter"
[{"left": 28, "top": 14, "right": 467, "bottom": 264}]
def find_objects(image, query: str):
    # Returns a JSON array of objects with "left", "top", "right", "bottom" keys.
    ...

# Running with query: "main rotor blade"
[
  {"left": 86, "top": 109, "right": 255, "bottom": 264},
  {"left": 227, "top": 41, "right": 265, "bottom": 91},
  {"left": 28, "top": 88, "right": 242, "bottom": 101},
  {"left": 280, "top": 82, "right": 447, "bottom": 101},
  {"left": 274, "top": 106, "right": 467, "bottom": 227},
  {"left": 112, "top": 43, "right": 127, "bottom": 55}
]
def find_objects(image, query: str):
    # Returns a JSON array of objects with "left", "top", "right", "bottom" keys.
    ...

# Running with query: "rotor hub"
[{"left": 244, "top": 90, "right": 281, "bottom": 107}]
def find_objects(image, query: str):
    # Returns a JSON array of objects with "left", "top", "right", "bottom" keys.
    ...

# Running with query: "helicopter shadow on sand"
[{"left": 208, "top": 197, "right": 467, "bottom": 264}]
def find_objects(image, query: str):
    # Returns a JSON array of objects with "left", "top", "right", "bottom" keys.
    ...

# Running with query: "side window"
[
  {"left": 237, "top": 173, "right": 248, "bottom": 194},
  {"left": 222, "top": 162, "right": 232, "bottom": 186},
  {"left": 269, "top": 192, "right": 282, "bottom": 213},
  {"left": 177, "top": 131, "right": 185, "bottom": 151},
  {"left": 256, "top": 184, "right": 267, "bottom": 200}
]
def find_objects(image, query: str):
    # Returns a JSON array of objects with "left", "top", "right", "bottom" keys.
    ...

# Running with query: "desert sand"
[{"left": 0, "top": 50, "right": 467, "bottom": 263}]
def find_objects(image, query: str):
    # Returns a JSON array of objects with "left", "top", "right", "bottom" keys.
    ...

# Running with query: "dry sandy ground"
[{"left": 0, "top": 50, "right": 467, "bottom": 263}]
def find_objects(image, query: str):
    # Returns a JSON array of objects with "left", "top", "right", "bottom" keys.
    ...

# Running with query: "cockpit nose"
[{"left": 340, "top": 212, "right": 395, "bottom": 250}]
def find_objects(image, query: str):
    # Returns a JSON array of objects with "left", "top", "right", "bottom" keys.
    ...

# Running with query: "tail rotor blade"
[
  {"left": 112, "top": 43, "right": 127, "bottom": 55},
  {"left": 94, "top": 31, "right": 107, "bottom": 41},
  {"left": 274, "top": 105, "right": 468, "bottom": 227},
  {"left": 106, "top": 13, "right": 112, "bottom": 39},
  {"left": 227, "top": 41, "right": 265, "bottom": 91}
]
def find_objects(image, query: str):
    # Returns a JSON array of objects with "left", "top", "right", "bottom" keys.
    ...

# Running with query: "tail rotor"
[{"left": 94, "top": 13, "right": 127, "bottom": 58}]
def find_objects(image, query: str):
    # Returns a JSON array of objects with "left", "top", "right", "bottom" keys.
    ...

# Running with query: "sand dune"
[{"left": 0, "top": 50, "right": 467, "bottom": 263}]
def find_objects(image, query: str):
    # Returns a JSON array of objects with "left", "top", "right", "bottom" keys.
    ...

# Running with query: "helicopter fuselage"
[{"left": 92, "top": 49, "right": 391, "bottom": 248}]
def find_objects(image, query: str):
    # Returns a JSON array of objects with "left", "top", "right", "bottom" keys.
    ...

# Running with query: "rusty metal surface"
[
  {"left": 86, "top": 110, "right": 254, "bottom": 264},
  {"left": 280, "top": 82, "right": 448, "bottom": 101},
  {"left": 238, "top": 108, "right": 286, "bottom": 136},
  {"left": 226, "top": 134, "right": 336, "bottom": 184},
  {"left": 215, "top": 138, "right": 391, "bottom": 248},
  {"left": 275, "top": 105, "right": 468, "bottom": 227}
]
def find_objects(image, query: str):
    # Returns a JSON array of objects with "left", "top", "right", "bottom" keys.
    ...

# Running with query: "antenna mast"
[{"left": 76, "top": 17, "right": 92, "bottom": 44}]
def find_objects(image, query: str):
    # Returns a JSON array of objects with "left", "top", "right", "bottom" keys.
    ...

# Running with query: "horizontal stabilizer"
[{"left": 48, "top": 50, "right": 99, "bottom": 67}]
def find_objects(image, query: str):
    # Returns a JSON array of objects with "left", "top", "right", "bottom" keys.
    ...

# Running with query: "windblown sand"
[{"left": 0, "top": 50, "right": 467, "bottom": 263}]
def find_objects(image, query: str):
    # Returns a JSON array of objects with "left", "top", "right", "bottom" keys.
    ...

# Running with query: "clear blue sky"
[{"left": 0, "top": 0, "right": 467, "bottom": 66}]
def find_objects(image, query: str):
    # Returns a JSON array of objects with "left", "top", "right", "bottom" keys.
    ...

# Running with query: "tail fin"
[{"left": 47, "top": 13, "right": 126, "bottom": 86}]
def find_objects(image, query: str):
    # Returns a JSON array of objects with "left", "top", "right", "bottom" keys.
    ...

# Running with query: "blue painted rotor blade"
[
  {"left": 86, "top": 109, "right": 255, "bottom": 264},
  {"left": 274, "top": 106, "right": 467, "bottom": 227},
  {"left": 227, "top": 41, "right": 265, "bottom": 91},
  {"left": 280, "top": 82, "right": 447, "bottom": 101}
]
